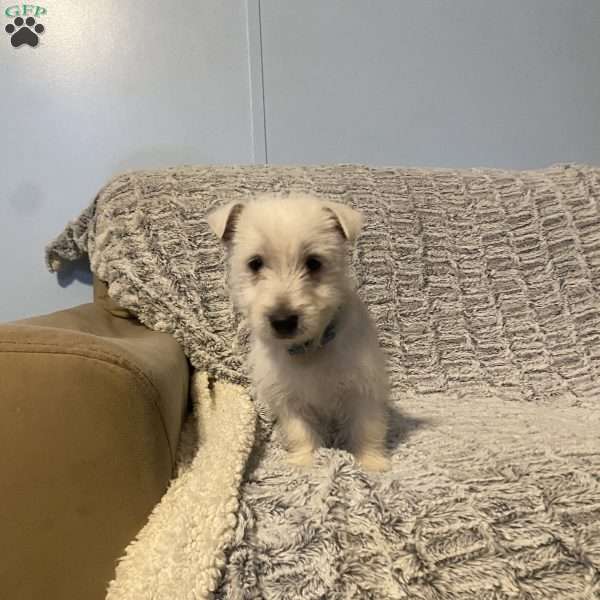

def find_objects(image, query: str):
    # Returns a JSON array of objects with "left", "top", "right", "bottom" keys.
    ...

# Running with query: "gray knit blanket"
[{"left": 48, "top": 164, "right": 600, "bottom": 599}]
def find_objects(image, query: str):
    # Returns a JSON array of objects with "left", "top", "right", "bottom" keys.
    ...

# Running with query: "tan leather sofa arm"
[{"left": 0, "top": 301, "right": 189, "bottom": 600}]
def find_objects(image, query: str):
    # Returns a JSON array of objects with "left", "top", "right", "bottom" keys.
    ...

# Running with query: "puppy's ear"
[
  {"left": 323, "top": 201, "right": 364, "bottom": 243},
  {"left": 206, "top": 201, "right": 245, "bottom": 242}
]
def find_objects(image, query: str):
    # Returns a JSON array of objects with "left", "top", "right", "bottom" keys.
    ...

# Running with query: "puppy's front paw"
[
  {"left": 287, "top": 449, "right": 315, "bottom": 468},
  {"left": 356, "top": 450, "right": 390, "bottom": 472}
]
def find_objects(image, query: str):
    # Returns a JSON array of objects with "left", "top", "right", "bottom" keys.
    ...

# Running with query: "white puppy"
[{"left": 207, "top": 193, "right": 390, "bottom": 471}]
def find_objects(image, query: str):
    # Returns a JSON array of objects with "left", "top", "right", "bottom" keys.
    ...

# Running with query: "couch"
[{"left": 4, "top": 163, "right": 600, "bottom": 600}]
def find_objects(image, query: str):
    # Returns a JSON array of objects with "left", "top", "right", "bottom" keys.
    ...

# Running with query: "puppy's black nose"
[{"left": 269, "top": 313, "right": 299, "bottom": 337}]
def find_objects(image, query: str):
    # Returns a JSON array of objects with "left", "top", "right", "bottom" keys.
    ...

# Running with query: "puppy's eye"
[
  {"left": 247, "top": 256, "right": 264, "bottom": 273},
  {"left": 305, "top": 256, "right": 322, "bottom": 273}
]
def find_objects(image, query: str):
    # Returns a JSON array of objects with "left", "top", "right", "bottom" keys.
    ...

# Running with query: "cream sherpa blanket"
[{"left": 47, "top": 164, "right": 600, "bottom": 599}]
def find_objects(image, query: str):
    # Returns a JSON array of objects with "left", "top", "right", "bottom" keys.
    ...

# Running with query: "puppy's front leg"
[
  {"left": 282, "top": 412, "right": 322, "bottom": 467},
  {"left": 349, "top": 408, "right": 390, "bottom": 472}
]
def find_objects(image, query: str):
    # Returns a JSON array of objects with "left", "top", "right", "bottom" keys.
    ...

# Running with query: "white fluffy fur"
[{"left": 207, "top": 193, "right": 390, "bottom": 470}]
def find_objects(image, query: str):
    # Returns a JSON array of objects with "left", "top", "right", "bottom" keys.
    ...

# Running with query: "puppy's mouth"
[{"left": 272, "top": 330, "right": 302, "bottom": 340}]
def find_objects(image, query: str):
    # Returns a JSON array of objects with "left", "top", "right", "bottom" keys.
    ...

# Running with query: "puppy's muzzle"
[{"left": 269, "top": 313, "right": 299, "bottom": 338}]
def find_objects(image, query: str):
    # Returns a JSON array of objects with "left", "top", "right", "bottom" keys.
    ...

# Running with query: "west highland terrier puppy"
[{"left": 207, "top": 193, "right": 390, "bottom": 471}]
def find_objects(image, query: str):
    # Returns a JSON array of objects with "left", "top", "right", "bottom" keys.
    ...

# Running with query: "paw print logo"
[{"left": 5, "top": 16, "right": 44, "bottom": 48}]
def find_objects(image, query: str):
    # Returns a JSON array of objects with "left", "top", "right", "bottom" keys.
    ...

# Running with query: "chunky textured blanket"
[{"left": 47, "top": 164, "right": 600, "bottom": 599}]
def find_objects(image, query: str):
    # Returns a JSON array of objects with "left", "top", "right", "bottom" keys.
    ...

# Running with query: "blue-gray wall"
[
  {"left": 2, "top": 0, "right": 599, "bottom": 320},
  {"left": 260, "top": 0, "right": 600, "bottom": 167}
]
